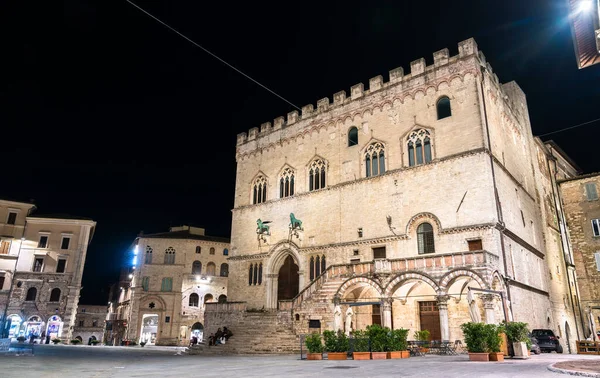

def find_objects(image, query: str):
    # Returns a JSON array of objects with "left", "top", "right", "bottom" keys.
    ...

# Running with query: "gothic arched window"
[
  {"left": 365, "top": 142, "right": 386, "bottom": 177},
  {"left": 407, "top": 129, "right": 432, "bottom": 167},
  {"left": 348, "top": 126, "right": 358, "bottom": 146},
  {"left": 252, "top": 175, "right": 268, "bottom": 204},
  {"left": 192, "top": 261, "right": 202, "bottom": 275},
  {"left": 417, "top": 223, "right": 435, "bottom": 254},
  {"left": 189, "top": 293, "right": 199, "bottom": 307},
  {"left": 309, "top": 256, "right": 315, "bottom": 280},
  {"left": 279, "top": 167, "right": 295, "bottom": 198},
  {"left": 437, "top": 96, "right": 452, "bottom": 120},
  {"left": 258, "top": 263, "right": 263, "bottom": 285},
  {"left": 248, "top": 264, "right": 253, "bottom": 285},
  {"left": 49, "top": 288, "right": 61, "bottom": 302},
  {"left": 26, "top": 287, "right": 37, "bottom": 301},
  {"left": 164, "top": 247, "right": 175, "bottom": 264},
  {"left": 309, "top": 159, "right": 327, "bottom": 191},
  {"left": 145, "top": 246, "right": 153, "bottom": 264}
]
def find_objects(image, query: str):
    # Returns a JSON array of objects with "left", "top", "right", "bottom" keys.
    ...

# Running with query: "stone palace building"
[
  {"left": 203, "top": 38, "right": 585, "bottom": 353},
  {"left": 0, "top": 198, "right": 96, "bottom": 342}
]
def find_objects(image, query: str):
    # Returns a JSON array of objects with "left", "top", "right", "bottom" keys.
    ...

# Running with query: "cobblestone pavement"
[{"left": 1, "top": 344, "right": 600, "bottom": 377}]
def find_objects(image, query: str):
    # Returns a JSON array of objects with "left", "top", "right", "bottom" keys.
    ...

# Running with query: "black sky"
[{"left": 2, "top": 1, "right": 599, "bottom": 304}]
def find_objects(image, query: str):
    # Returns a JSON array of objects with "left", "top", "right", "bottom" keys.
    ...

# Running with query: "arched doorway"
[
  {"left": 46, "top": 315, "right": 63, "bottom": 340},
  {"left": 140, "top": 314, "right": 159, "bottom": 345},
  {"left": 191, "top": 322, "right": 204, "bottom": 342},
  {"left": 277, "top": 255, "right": 299, "bottom": 301}
]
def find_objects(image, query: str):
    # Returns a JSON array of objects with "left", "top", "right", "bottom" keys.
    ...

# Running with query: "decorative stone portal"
[{"left": 278, "top": 255, "right": 299, "bottom": 301}]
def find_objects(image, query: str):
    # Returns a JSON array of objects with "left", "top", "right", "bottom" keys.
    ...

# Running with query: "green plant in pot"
[
  {"left": 323, "top": 330, "right": 348, "bottom": 360},
  {"left": 485, "top": 324, "right": 505, "bottom": 362},
  {"left": 366, "top": 324, "right": 389, "bottom": 359},
  {"left": 460, "top": 322, "right": 489, "bottom": 361},
  {"left": 351, "top": 330, "right": 371, "bottom": 360},
  {"left": 502, "top": 321, "right": 530, "bottom": 358},
  {"left": 51, "top": 338, "right": 61, "bottom": 344},
  {"left": 388, "top": 328, "right": 409, "bottom": 359},
  {"left": 70, "top": 339, "right": 82, "bottom": 345},
  {"left": 305, "top": 332, "right": 324, "bottom": 360},
  {"left": 413, "top": 329, "right": 430, "bottom": 352}
]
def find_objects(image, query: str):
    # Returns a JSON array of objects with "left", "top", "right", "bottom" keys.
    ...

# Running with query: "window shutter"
[
  {"left": 595, "top": 252, "right": 600, "bottom": 272},
  {"left": 586, "top": 183, "right": 598, "bottom": 201}
]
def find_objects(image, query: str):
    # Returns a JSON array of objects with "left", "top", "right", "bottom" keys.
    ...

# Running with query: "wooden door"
[
  {"left": 277, "top": 255, "right": 299, "bottom": 300},
  {"left": 419, "top": 301, "right": 441, "bottom": 341},
  {"left": 372, "top": 304, "right": 382, "bottom": 326}
]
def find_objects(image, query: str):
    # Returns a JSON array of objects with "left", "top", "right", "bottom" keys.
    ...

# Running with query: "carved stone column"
[
  {"left": 382, "top": 298, "right": 393, "bottom": 329},
  {"left": 481, "top": 294, "right": 496, "bottom": 324},
  {"left": 437, "top": 295, "right": 450, "bottom": 341}
]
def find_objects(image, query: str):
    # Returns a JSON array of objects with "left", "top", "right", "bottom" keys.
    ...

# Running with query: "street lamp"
[{"left": 578, "top": 0, "right": 593, "bottom": 13}]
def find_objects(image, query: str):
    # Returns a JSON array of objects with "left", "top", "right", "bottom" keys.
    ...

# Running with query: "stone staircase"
[{"left": 188, "top": 312, "right": 300, "bottom": 354}]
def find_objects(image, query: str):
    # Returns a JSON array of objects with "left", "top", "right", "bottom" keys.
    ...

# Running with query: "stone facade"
[
  {"left": 72, "top": 305, "right": 107, "bottom": 344},
  {"left": 0, "top": 203, "right": 96, "bottom": 343},
  {"left": 107, "top": 226, "right": 230, "bottom": 346},
  {"left": 204, "top": 38, "right": 583, "bottom": 353},
  {"left": 559, "top": 173, "right": 600, "bottom": 340}
]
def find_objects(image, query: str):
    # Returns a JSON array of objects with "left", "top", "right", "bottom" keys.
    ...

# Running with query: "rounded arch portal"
[{"left": 265, "top": 242, "right": 305, "bottom": 309}]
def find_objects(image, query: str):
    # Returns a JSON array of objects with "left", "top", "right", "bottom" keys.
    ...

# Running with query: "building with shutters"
[
  {"left": 202, "top": 38, "right": 585, "bottom": 354},
  {"left": 559, "top": 173, "right": 600, "bottom": 340},
  {"left": 106, "top": 226, "right": 230, "bottom": 346},
  {"left": 0, "top": 200, "right": 96, "bottom": 343}
]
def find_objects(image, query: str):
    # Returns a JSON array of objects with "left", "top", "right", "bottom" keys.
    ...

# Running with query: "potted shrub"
[
  {"left": 16, "top": 336, "right": 26, "bottom": 343},
  {"left": 460, "top": 322, "right": 489, "bottom": 361},
  {"left": 388, "top": 328, "right": 410, "bottom": 359},
  {"left": 413, "top": 330, "right": 430, "bottom": 353},
  {"left": 70, "top": 339, "right": 82, "bottom": 345},
  {"left": 351, "top": 330, "right": 371, "bottom": 360},
  {"left": 51, "top": 338, "right": 61, "bottom": 345},
  {"left": 323, "top": 330, "right": 348, "bottom": 360},
  {"left": 503, "top": 321, "right": 530, "bottom": 359},
  {"left": 486, "top": 324, "right": 505, "bottom": 362},
  {"left": 367, "top": 324, "right": 389, "bottom": 359},
  {"left": 305, "top": 332, "right": 324, "bottom": 360}
]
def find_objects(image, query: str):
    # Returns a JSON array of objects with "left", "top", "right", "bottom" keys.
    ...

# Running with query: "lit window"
[
  {"left": 279, "top": 167, "right": 295, "bottom": 198},
  {"left": 417, "top": 223, "right": 435, "bottom": 254},
  {"left": 436, "top": 96, "right": 451, "bottom": 119},
  {"left": 365, "top": 142, "right": 385, "bottom": 177},
  {"left": 407, "top": 129, "right": 432, "bottom": 167},
  {"left": 309, "top": 159, "right": 326, "bottom": 191},
  {"left": 253, "top": 175, "right": 268, "bottom": 204},
  {"left": 348, "top": 127, "right": 358, "bottom": 146}
]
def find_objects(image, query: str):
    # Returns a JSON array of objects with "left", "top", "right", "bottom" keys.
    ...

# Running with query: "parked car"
[
  {"left": 531, "top": 329, "right": 563, "bottom": 353},
  {"left": 529, "top": 335, "right": 541, "bottom": 355}
]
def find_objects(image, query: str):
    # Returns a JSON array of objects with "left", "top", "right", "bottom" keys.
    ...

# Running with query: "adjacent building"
[
  {"left": 0, "top": 200, "right": 96, "bottom": 342},
  {"left": 559, "top": 173, "right": 600, "bottom": 340},
  {"left": 203, "top": 38, "right": 584, "bottom": 353},
  {"left": 106, "top": 226, "right": 230, "bottom": 346},
  {"left": 72, "top": 305, "right": 107, "bottom": 343},
  {"left": 567, "top": 0, "right": 600, "bottom": 68}
]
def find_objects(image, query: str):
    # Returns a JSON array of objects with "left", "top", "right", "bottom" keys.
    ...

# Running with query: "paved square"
[{"left": 1, "top": 344, "right": 599, "bottom": 377}]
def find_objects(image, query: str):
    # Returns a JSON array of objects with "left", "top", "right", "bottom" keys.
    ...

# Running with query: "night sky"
[{"left": 3, "top": 1, "right": 599, "bottom": 304}]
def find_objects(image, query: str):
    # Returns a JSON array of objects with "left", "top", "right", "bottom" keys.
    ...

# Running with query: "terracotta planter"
[
  {"left": 489, "top": 352, "right": 504, "bottom": 362},
  {"left": 352, "top": 352, "right": 371, "bottom": 360},
  {"left": 371, "top": 352, "right": 387, "bottom": 360},
  {"left": 307, "top": 353, "right": 323, "bottom": 360},
  {"left": 387, "top": 351, "right": 410, "bottom": 359},
  {"left": 327, "top": 352, "right": 347, "bottom": 360},
  {"left": 468, "top": 352, "right": 490, "bottom": 362},
  {"left": 401, "top": 350, "right": 410, "bottom": 358}
]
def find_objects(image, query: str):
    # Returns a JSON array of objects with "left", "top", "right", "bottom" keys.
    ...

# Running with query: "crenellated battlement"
[{"left": 236, "top": 37, "right": 511, "bottom": 147}]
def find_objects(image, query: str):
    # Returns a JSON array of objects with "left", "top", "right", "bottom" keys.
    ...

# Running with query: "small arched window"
[
  {"left": 309, "top": 159, "right": 326, "bottom": 191},
  {"left": 279, "top": 167, "right": 295, "bottom": 198},
  {"left": 164, "top": 247, "right": 175, "bottom": 264},
  {"left": 252, "top": 175, "right": 268, "bottom": 204},
  {"left": 365, "top": 142, "right": 386, "bottom": 177},
  {"left": 195, "top": 246, "right": 201, "bottom": 254},
  {"left": 407, "top": 129, "right": 432, "bottom": 167},
  {"left": 436, "top": 96, "right": 451, "bottom": 120},
  {"left": 206, "top": 262, "right": 216, "bottom": 276},
  {"left": 145, "top": 246, "right": 153, "bottom": 264},
  {"left": 26, "top": 287, "right": 37, "bottom": 301},
  {"left": 204, "top": 294, "right": 213, "bottom": 303},
  {"left": 49, "top": 288, "right": 61, "bottom": 302},
  {"left": 192, "top": 261, "right": 202, "bottom": 275},
  {"left": 189, "top": 293, "right": 199, "bottom": 307},
  {"left": 218, "top": 294, "right": 227, "bottom": 303},
  {"left": 220, "top": 263, "right": 229, "bottom": 277},
  {"left": 417, "top": 223, "right": 435, "bottom": 254},
  {"left": 348, "top": 127, "right": 358, "bottom": 146},
  {"left": 223, "top": 248, "right": 228, "bottom": 256},
  {"left": 209, "top": 247, "right": 215, "bottom": 255}
]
